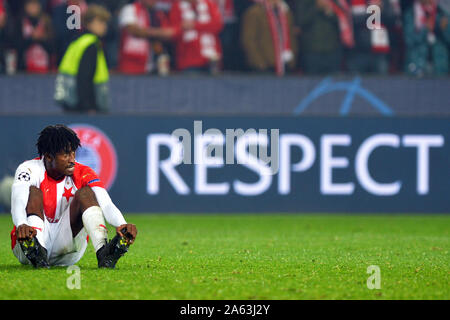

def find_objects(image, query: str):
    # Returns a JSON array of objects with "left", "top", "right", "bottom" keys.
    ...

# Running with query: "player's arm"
[
  {"left": 11, "top": 165, "right": 38, "bottom": 240},
  {"left": 91, "top": 186, "right": 137, "bottom": 244}
]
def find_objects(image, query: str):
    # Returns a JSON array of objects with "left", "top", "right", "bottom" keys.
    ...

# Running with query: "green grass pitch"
[{"left": 0, "top": 214, "right": 448, "bottom": 300}]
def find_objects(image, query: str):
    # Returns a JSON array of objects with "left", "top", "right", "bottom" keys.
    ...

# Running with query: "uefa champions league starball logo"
[{"left": 69, "top": 124, "right": 118, "bottom": 190}]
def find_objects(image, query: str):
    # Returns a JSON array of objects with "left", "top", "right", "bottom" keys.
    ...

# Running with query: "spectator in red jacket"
[
  {"left": 168, "top": 0, "right": 224, "bottom": 73},
  {"left": 118, "top": 0, "right": 175, "bottom": 74}
]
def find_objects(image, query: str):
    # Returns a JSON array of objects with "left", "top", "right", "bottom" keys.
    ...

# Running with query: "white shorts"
[{"left": 11, "top": 206, "right": 89, "bottom": 266}]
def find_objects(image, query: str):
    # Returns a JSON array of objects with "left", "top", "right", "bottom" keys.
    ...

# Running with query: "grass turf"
[{"left": 0, "top": 214, "right": 448, "bottom": 300}]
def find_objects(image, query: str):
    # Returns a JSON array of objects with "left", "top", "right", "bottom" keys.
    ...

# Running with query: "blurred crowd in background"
[{"left": 0, "top": 0, "right": 449, "bottom": 77}]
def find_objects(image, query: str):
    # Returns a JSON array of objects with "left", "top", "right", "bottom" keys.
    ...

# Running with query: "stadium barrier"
[
  {"left": 0, "top": 74, "right": 449, "bottom": 116},
  {"left": 0, "top": 116, "right": 448, "bottom": 213}
]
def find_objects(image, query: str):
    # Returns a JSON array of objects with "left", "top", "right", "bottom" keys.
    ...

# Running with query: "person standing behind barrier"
[
  {"left": 295, "top": 0, "right": 343, "bottom": 74},
  {"left": 12, "top": 0, "right": 54, "bottom": 73},
  {"left": 213, "top": 0, "right": 239, "bottom": 71},
  {"left": 404, "top": 0, "right": 450, "bottom": 76},
  {"left": 52, "top": 0, "right": 88, "bottom": 64},
  {"left": 54, "top": 5, "right": 110, "bottom": 114},
  {"left": 240, "top": 0, "right": 297, "bottom": 76},
  {"left": 88, "top": 0, "right": 129, "bottom": 69},
  {"left": 118, "top": 0, "right": 175, "bottom": 74},
  {"left": 439, "top": 0, "right": 450, "bottom": 47},
  {"left": 345, "top": 0, "right": 400, "bottom": 75},
  {"left": 167, "top": 0, "right": 224, "bottom": 74}
]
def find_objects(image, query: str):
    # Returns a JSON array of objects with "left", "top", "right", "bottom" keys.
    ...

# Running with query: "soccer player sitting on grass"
[{"left": 10, "top": 124, "right": 137, "bottom": 268}]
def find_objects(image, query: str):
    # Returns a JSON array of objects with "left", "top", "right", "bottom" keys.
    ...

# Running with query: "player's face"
[{"left": 46, "top": 150, "right": 76, "bottom": 177}]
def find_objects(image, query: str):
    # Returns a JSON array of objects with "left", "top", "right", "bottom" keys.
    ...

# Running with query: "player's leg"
[
  {"left": 25, "top": 187, "right": 45, "bottom": 241},
  {"left": 70, "top": 186, "right": 128, "bottom": 268},
  {"left": 48, "top": 204, "right": 88, "bottom": 266},
  {"left": 12, "top": 186, "right": 49, "bottom": 268},
  {"left": 70, "top": 186, "right": 107, "bottom": 250}
]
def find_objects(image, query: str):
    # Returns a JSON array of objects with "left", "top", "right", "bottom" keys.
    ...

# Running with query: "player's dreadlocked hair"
[{"left": 36, "top": 125, "right": 81, "bottom": 158}]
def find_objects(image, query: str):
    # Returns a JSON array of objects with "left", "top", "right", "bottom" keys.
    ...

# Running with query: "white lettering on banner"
[
  {"left": 225, "top": 128, "right": 257, "bottom": 165},
  {"left": 196, "top": 128, "right": 224, "bottom": 166},
  {"left": 195, "top": 132, "right": 229, "bottom": 195},
  {"left": 321, "top": 135, "right": 354, "bottom": 195},
  {"left": 402, "top": 135, "right": 445, "bottom": 195},
  {"left": 355, "top": 134, "right": 401, "bottom": 196},
  {"left": 278, "top": 134, "right": 315, "bottom": 195},
  {"left": 147, "top": 134, "right": 189, "bottom": 195},
  {"left": 146, "top": 133, "right": 445, "bottom": 196},
  {"left": 172, "top": 128, "right": 192, "bottom": 164},
  {"left": 173, "top": 121, "right": 281, "bottom": 173},
  {"left": 233, "top": 133, "right": 273, "bottom": 196}
]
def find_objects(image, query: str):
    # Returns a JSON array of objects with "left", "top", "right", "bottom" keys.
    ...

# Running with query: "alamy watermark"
[
  {"left": 66, "top": 265, "right": 81, "bottom": 290},
  {"left": 366, "top": 265, "right": 381, "bottom": 290},
  {"left": 66, "top": 5, "right": 81, "bottom": 30},
  {"left": 367, "top": 5, "right": 382, "bottom": 30},
  {"left": 167, "top": 120, "right": 280, "bottom": 175},
  {"left": 65, "top": 4, "right": 383, "bottom": 31}
]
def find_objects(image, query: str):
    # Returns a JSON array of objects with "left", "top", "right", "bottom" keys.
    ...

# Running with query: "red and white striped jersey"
[{"left": 12, "top": 157, "right": 105, "bottom": 225}]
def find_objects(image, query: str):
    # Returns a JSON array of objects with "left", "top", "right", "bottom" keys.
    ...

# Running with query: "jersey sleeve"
[
  {"left": 78, "top": 165, "right": 104, "bottom": 189},
  {"left": 75, "top": 164, "right": 126, "bottom": 227},
  {"left": 11, "top": 162, "right": 40, "bottom": 227}
]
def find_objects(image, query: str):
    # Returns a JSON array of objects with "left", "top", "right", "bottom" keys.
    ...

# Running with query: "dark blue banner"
[{"left": 0, "top": 116, "right": 448, "bottom": 213}]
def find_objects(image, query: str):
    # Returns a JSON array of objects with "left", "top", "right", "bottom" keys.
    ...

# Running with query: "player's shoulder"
[
  {"left": 15, "top": 157, "right": 45, "bottom": 183},
  {"left": 72, "top": 162, "right": 104, "bottom": 188},
  {"left": 74, "top": 162, "right": 96, "bottom": 175},
  {"left": 16, "top": 157, "right": 44, "bottom": 173}
]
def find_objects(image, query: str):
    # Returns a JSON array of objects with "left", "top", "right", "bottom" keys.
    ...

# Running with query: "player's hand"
[
  {"left": 16, "top": 224, "right": 37, "bottom": 242},
  {"left": 116, "top": 224, "right": 137, "bottom": 245}
]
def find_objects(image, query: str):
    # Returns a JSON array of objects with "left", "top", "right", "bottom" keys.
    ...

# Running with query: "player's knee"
[
  {"left": 74, "top": 186, "right": 95, "bottom": 201},
  {"left": 74, "top": 186, "right": 98, "bottom": 210},
  {"left": 26, "top": 186, "right": 44, "bottom": 219}
]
